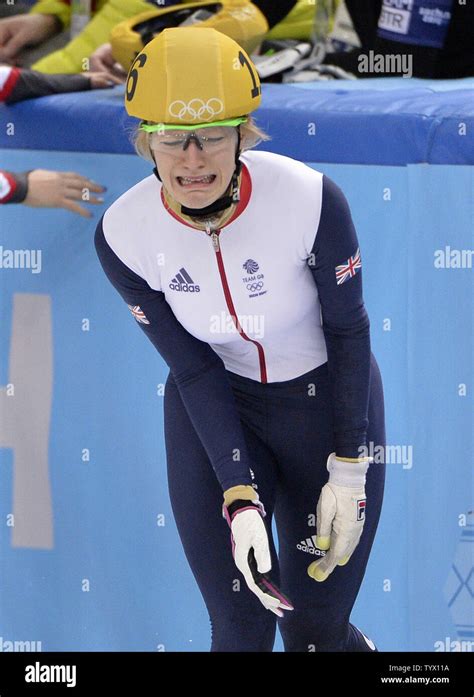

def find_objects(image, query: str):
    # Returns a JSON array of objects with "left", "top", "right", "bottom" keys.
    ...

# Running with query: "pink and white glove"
[{"left": 223, "top": 497, "right": 294, "bottom": 617}]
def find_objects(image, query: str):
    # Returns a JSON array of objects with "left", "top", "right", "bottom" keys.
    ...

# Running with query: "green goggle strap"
[{"left": 140, "top": 117, "right": 248, "bottom": 132}]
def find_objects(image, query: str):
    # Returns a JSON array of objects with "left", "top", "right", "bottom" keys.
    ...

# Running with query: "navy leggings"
[{"left": 164, "top": 354, "right": 386, "bottom": 652}]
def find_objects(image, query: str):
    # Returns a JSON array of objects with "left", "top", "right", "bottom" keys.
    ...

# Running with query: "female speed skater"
[{"left": 94, "top": 26, "right": 386, "bottom": 652}]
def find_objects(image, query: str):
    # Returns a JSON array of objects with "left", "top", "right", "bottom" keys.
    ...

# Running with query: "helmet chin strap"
[{"left": 152, "top": 126, "right": 242, "bottom": 218}]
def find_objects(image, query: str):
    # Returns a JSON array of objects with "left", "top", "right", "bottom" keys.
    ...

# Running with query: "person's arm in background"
[
  {"left": 0, "top": 170, "right": 29, "bottom": 204},
  {"left": 0, "top": 167, "right": 106, "bottom": 216},
  {"left": 0, "top": 11, "right": 63, "bottom": 63},
  {"left": 0, "top": 64, "right": 122, "bottom": 103}
]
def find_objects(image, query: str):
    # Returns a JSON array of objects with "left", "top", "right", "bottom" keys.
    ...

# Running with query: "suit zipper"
[{"left": 204, "top": 222, "right": 267, "bottom": 383}]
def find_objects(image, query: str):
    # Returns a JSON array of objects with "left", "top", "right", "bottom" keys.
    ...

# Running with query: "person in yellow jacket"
[
  {"left": 0, "top": 0, "right": 323, "bottom": 75},
  {"left": 0, "top": 0, "right": 154, "bottom": 72}
]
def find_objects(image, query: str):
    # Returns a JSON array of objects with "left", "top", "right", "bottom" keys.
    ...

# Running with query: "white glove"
[
  {"left": 223, "top": 498, "right": 294, "bottom": 617},
  {"left": 308, "top": 452, "right": 371, "bottom": 582}
]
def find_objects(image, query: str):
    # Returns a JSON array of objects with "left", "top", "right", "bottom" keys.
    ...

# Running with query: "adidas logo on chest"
[{"left": 169, "top": 267, "right": 201, "bottom": 293}]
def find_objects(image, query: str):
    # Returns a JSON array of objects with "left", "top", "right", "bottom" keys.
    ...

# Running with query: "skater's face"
[{"left": 150, "top": 126, "right": 239, "bottom": 210}]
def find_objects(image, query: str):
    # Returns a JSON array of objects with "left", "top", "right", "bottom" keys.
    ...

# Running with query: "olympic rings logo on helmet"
[
  {"left": 247, "top": 282, "right": 264, "bottom": 292},
  {"left": 168, "top": 98, "right": 225, "bottom": 122}
]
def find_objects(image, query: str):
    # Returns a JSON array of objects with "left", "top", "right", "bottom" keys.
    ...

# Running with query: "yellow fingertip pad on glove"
[
  {"left": 315, "top": 535, "right": 331, "bottom": 550},
  {"left": 307, "top": 561, "right": 328, "bottom": 582},
  {"left": 337, "top": 555, "right": 350, "bottom": 566}
]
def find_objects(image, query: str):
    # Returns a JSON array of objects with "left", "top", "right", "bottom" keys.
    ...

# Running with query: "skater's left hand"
[{"left": 308, "top": 452, "right": 372, "bottom": 582}]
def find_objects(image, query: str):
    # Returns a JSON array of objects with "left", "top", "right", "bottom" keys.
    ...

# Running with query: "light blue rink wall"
[{"left": 0, "top": 150, "right": 472, "bottom": 652}]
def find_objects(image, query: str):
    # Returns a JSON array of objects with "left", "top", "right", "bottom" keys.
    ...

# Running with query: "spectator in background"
[
  {"left": 0, "top": 0, "right": 302, "bottom": 76},
  {"left": 89, "top": 0, "right": 301, "bottom": 79},
  {"left": 324, "top": 0, "right": 474, "bottom": 79},
  {"left": 0, "top": 63, "right": 114, "bottom": 215},
  {"left": 0, "top": 0, "right": 152, "bottom": 70}
]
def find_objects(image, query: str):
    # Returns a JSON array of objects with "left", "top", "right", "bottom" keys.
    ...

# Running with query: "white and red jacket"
[{"left": 95, "top": 150, "right": 372, "bottom": 490}]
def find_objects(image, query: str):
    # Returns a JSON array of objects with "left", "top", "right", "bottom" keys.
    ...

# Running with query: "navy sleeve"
[
  {"left": 94, "top": 217, "right": 253, "bottom": 491},
  {"left": 307, "top": 175, "right": 371, "bottom": 459}
]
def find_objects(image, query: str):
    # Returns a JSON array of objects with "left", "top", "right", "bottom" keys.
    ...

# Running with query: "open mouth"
[{"left": 177, "top": 174, "right": 216, "bottom": 189}]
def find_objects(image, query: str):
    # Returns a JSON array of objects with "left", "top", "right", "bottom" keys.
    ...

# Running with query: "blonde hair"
[{"left": 129, "top": 116, "right": 271, "bottom": 163}]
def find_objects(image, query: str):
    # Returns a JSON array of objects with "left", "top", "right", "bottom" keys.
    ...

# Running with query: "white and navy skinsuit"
[{"left": 95, "top": 150, "right": 386, "bottom": 652}]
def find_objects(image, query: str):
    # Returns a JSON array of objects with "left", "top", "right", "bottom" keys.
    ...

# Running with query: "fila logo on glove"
[{"left": 357, "top": 499, "right": 366, "bottom": 521}]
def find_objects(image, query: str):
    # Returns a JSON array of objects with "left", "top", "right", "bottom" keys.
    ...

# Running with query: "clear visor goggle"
[{"left": 140, "top": 117, "right": 247, "bottom": 152}]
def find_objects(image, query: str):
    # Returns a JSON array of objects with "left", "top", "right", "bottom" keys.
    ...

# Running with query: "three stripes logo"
[
  {"left": 296, "top": 535, "right": 327, "bottom": 557},
  {"left": 169, "top": 267, "right": 201, "bottom": 293}
]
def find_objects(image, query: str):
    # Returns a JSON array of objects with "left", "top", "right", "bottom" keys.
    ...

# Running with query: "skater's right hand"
[{"left": 222, "top": 487, "right": 294, "bottom": 617}]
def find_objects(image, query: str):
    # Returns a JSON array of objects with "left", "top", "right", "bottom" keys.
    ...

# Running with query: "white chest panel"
[{"left": 103, "top": 150, "right": 328, "bottom": 382}]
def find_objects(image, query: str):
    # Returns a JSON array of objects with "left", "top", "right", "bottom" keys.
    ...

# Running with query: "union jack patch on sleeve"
[
  {"left": 127, "top": 304, "right": 150, "bottom": 325},
  {"left": 335, "top": 247, "right": 361, "bottom": 285}
]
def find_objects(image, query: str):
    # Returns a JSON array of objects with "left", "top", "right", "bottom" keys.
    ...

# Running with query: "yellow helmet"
[
  {"left": 124, "top": 26, "right": 262, "bottom": 130},
  {"left": 111, "top": 0, "right": 268, "bottom": 74}
]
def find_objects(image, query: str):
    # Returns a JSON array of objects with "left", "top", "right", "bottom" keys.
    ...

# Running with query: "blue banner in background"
[
  {"left": 377, "top": 0, "right": 455, "bottom": 49},
  {"left": 2, "top": 79, "right": 473, "bottom": 164},
  {"left": 0, "top": 75, "right": 472, "bottom": 652},
  {"left": 1, "top": 146, "right": 472, "bottom": 651}
]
